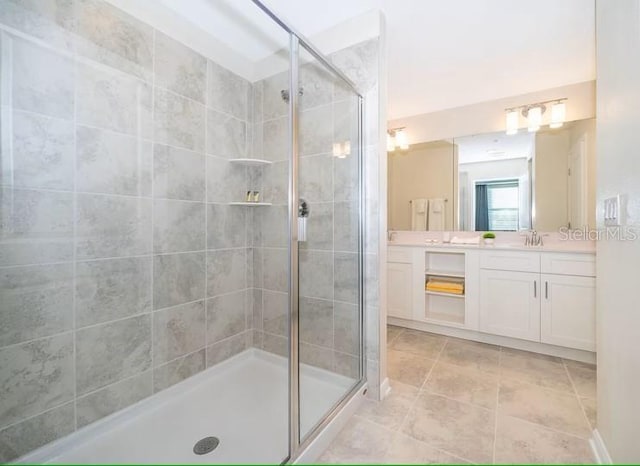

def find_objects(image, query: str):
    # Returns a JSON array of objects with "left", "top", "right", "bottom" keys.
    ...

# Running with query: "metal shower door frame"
[
  {"left": 286, "top": 46, "right": 367, "bottom": 463},
  {"left": 250, "top": 1, "right": 367, "bottom": 462}
]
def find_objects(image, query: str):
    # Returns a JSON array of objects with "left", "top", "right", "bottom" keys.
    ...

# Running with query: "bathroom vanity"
[{"left": 387, "top": 242, "right": 596, "bottom": 360}]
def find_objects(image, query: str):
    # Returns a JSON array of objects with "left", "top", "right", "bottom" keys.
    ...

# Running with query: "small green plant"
[{"left": 483, "top": 232, "right": 496, "bottom": 239}]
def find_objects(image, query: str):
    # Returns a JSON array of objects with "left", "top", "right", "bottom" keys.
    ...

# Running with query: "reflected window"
[{"left": 475, "top": 180, "right": 519, "bottom": 231}]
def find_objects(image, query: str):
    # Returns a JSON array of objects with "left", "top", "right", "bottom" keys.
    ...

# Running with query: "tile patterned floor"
[{"left": 319, "top": 326, "right": 597, "bottom": 464}]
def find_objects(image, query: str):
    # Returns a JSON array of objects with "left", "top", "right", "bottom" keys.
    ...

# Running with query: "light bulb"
[
  {"left": 505, "top": 110, "right": 519, "bottom": 135},
  {"left": 527, "top": 106, "right": 542, "bottom": 132},
  {"left": 386, "top": 133, "right": 395, "bottom": 152},
  {"left": 342, "top": 141, "right": 351, "bottom": 156},
  {"left": 332, "top": 142, "right": 342, "bottom": 158},
  {"left": 550, "top": 101, "right": 566, "bottom": 129},
  {"left": 395, "top": 129, "right": 409, "bottom": 150}
]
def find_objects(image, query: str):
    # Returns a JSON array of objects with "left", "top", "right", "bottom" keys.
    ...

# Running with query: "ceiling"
[
  {"left": 456, "top": 131, "right": 534, "bottom": 165},
  {"left": 262, "top": 0, "right": 596, "bottom": 119},
  {"left": 158, "top": 0, "right": 290, "bottom": 63}
]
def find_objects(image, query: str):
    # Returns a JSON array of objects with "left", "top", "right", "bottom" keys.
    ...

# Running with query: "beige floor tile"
[
  {"left": 388, "top": 378, "right": 421, "bottom": 399},
  {"left": 439, "top": 338, "right": 501, "bottom": 374},
  {"left": 387, "top": 349, "right": 435, "bottom": 387},
  {"left": 317, "top": 415, "right": 392, "bottom": 464},
  {"left": 580, "top": 396, "right": 597, "bottom": 429},
  {"left": 389, "top": 329, "right": 446, "bottom": 359},
  {"left": 495, "top": 414, "right": 594, "bottom": 464},
  {"left": 565, "top": 360, "right": 597, "bottom": 398},
  {"left": 498, "top": 378, "right": 592, "bottom": 438},
  {"left": 356, "top": 387, "right": 417, "bottom": 430},
  {"left": 423, "top": 361, "right": 499, "bottom": 409},
  {"left": 384, "top": 432, "right": 470, "bottom": 464},
  {"left": 402, "top": 392, "right": 495, "bottom": 463},
  {"left": 386, "top": 325, "right": 404, "bottom": 345},
  {"left": 500, "top": 348, "right": 574, "bottom": 392}
]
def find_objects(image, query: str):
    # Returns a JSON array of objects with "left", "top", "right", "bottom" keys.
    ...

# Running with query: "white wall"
[
  {"left": 569, "top": 119, "right": 597, "bottom": 229},
  {"left": 595, "top": 0, "right": 640, "bottom": 462},
  {"left": 388, "top": 141, "right": 457, "bottom": 230},
  {"left": 532, "top": 119, "right": 597, "bottom": 231},
  {"left": 389, "top": 80, "right": 596, "bottom": 145},
  {"left": 535, "top": 130, "right": 570, "bottom": 231}
]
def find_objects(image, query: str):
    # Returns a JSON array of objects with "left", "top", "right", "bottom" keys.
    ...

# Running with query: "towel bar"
[{"left": 410, "top": 198, "right": 448, "bottom": 203}]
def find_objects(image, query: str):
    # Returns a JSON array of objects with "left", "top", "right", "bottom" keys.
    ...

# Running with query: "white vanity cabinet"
[
  {"left": 540, "top": 254, "right": 596, "bottom": 351},
  {"left": 478, "top": 250, "right": 596, "bottom": 350},
  {"left": 387, "top": 244, "right": 596, "bottom": 356},
  {"left": 387, "top": 246, "right": 479, "bottom": 330},
  {"left": 478, "top": 250, "right": 541, "bottom": 341},
  {"left": 479, "top": 269, "right": 541, "bottom": 341},
  {"left": 387, "top": 262, "right": 413, "bottom": 319},
  {"left": 387, "top": 247, "right": 423, "bottom": 320}
]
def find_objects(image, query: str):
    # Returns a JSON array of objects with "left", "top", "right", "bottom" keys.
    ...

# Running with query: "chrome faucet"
[{"left": 524, "top": 230, "right": 543, "bottom": 247}]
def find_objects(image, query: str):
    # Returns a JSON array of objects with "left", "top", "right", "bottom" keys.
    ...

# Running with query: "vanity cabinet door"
[
  {"left": 541, "top": 274, "right": 596, "bottom": 351},
  {"left": 479, "top": 269, "right": 540, "bottom": 342},
  {"left": 387, "top": 262, "right": 413, "bottom": 319}
]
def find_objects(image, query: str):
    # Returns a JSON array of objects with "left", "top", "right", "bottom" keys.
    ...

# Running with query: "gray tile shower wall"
[
  {"left": 0, "top": 1, "right": 253, "bottom": 461},
  {"left": 331, "top": 39, "right": 382, "bottom": 399}
]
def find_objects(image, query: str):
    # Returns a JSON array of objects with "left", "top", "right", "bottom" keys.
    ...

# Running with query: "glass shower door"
[{"left": 295, "top": 44, "right": 363, "bottom": 442}]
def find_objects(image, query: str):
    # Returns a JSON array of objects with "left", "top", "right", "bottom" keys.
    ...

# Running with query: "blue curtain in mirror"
[{"left": 475, "top": 183, "right": 489, "bottom": 231}]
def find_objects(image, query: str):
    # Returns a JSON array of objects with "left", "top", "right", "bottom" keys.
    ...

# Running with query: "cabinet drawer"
[
  {"left": 480, "top": 251, "right": 540, "bottom": 273},
  {"left": 388, "top": 247, "right": 413, "bottom": 264},
  {"left": 541, "top": 253, "right": 595, "bottom": 277}
]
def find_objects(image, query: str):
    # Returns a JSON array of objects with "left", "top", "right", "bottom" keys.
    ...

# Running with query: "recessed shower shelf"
[
  {"left": 229, "top": 158, "right": 272, "bottom": 166},
  {"left": 228, "top": 202, "right": 273, "bottom": 206}
]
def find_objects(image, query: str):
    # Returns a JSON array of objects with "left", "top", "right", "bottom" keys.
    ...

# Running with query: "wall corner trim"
[{"left": 590, "top": 429, "right": 613, "bottom": 464}]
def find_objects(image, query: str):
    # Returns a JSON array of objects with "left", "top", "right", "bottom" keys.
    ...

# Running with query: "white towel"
[
  {"left": 428, "top": 198, "right": 446, "bottom": 231},
  {"left": 410, "top": 199, "right": 428, "bottom": 231},
  {"left": 450, "top": 236, "right": 481, "bottom": 245}
]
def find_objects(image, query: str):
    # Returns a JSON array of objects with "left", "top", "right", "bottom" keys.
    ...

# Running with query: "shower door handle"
[{"left": 298, "top": 198, "right": 309, "bottom": 242}]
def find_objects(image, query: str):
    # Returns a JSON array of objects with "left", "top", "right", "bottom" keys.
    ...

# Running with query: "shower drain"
[{"left": 193, "top": 436, "right": 220, "bottom": 455}]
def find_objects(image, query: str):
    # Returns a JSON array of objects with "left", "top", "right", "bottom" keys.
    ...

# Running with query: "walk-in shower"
[{"left": 0, "top": 0, "right": 369, "bottom": 463}]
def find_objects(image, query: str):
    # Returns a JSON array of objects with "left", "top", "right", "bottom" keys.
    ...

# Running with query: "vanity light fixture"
[
  {"left": 387, "top": 132, "right": 396, "bottom": 152},
  {"left": 525, "top": 105, "right": 543, "bottom": 132},
  {"left": 395, "top": 129, "right": 409, "bottom": 150},
  {"left": 332, "top": 141, "right": 351, "bottom": 158},
  {"left": 387, "top": 127, "right": 409, "bottom": 152},
  {"left": 504, "top": 98, "right": 568, "bottom": 135},
  {"left": 505, "top": 109, "right": 519, "bottom": 135},
  {"left": 550, "top": 100, "right": 566, "bottom": 128}
]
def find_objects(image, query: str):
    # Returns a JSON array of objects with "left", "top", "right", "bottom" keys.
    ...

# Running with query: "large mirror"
[{"left": 388, "top": 118, "right": 595, "bottom": 232}]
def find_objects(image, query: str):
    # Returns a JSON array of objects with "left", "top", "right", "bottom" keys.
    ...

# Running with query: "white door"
[
  {"left": 541, "top": 273, "right": 596, "bottom": 351},
  {"left": 479, "top": 269, "right": 540, "bottom": 341},
  {"left": 568, "top": 136, "right": 587, "bottom": 229},
  {"left": 387, "top": 262, "right": 413, "bottom": 319}
]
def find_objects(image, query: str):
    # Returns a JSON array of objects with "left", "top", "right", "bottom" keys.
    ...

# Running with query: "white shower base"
[{"left": 18, "top": 349, "right": 357, "bottom": 464}]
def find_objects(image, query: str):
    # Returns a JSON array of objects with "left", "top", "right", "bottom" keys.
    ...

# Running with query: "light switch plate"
[{"left": 604, "top": 195, "right": 625, "bottom": 226}]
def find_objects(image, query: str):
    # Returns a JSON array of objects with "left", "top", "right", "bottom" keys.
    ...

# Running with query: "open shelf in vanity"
[{"left": 424, "top": 251, "right": 467, "bottom": 326}]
